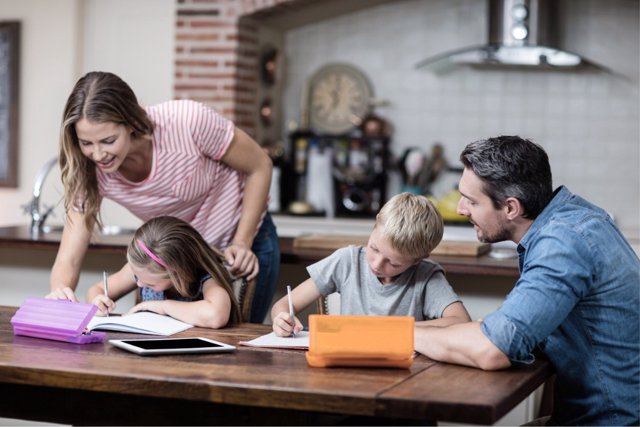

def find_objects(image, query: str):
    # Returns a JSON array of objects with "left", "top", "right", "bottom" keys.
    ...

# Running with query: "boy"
[{"left": 272, "top": 192, "right": 471, "bottom": 337}]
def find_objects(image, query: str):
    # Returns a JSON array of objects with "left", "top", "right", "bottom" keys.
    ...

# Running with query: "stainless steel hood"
[{"left": 416, "top": 0, "right": 603, "bottom": 71}]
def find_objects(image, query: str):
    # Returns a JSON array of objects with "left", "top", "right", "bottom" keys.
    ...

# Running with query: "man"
[{"left": 415, "top": 136, "right": 639, "bottom": 426}]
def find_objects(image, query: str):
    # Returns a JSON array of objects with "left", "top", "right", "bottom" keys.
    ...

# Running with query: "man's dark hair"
[{"left": 460, "top": 136, "right": 553, "bottom": 219}]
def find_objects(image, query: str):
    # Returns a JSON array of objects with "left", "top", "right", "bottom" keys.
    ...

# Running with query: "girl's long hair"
[{"left": 127, "top": 216, "right": 241, "bottom": 325}]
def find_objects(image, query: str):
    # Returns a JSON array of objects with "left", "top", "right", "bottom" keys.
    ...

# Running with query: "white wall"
[
  {"left": 0, "top": 0, "right": 175, "bottom": 229},
  {"left": 82, "top": 0, "right": 175, "bottom": 228},
  {"left": 282, "top": 0, "right": 640, "bottom": 240},
  {"left": 0, "top": 0, "right": 82, "bottom": 227}
]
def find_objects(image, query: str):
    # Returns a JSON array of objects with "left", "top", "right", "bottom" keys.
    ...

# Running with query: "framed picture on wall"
[{"left": 0, "top": 21, "right": 20, "bottom": 187}]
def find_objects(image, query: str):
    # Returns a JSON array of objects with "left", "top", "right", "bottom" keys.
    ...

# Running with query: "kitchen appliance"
[
  {"left": 286, "top": 131, "right": 389, "bottom": 218},
  {"left": 416, "top": 0, "right": 606, "bottom": 70}
]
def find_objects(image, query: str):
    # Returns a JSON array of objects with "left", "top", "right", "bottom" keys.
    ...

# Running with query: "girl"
[
  {"left": 48, "top": 71, "right": 279, "bottom": 323},
  {"left": 88, "top": 216, "right": 241, "bottom": 328}
]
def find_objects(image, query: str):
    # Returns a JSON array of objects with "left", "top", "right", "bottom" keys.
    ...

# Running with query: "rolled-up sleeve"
[
  {"left": 481, "top": 227, "right": 590, "bottom": 365},
  {"left": 481, "top": 311, "right": 535, "bottom": 364}
]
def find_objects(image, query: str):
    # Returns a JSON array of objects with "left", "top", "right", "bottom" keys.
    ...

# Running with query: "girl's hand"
[
  {"left": 46, "top": 286, "right": 78, "bottom": 302},
  {"left": 224, "top": 243, "right": 259, "bottom": 280},
  {"left": 91, "top": 294, "right": 116, "bottom": 316},
  {"left": 272, "top": 311, "right": 303, "bottom": 337},
  {"left": 126, "top": 300, "right": 166, "bottom": 316}
]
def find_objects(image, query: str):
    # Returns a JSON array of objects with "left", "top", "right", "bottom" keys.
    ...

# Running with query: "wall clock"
[{"left": 307, "top": 63, "right": 373, "bottom": 134}]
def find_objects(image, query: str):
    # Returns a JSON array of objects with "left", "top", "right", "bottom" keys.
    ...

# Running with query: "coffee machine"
[{"left": 285, "top": 131, "right": 389, "bottom": 218}]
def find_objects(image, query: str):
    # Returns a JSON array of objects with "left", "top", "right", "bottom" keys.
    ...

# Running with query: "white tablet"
[{"left": 109, "top": 337, "right": 236, "bottom": 356}]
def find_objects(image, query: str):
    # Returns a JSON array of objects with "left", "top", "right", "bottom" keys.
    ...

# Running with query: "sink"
[
  {"left": 40, "top": 225, "right": 64, "bottom": 234},
  {"left": 100, "top": 225, "right": 137, "bottom": 236},
  {"left": 39, "top": 225, "right": 136, "bottom": 236}
]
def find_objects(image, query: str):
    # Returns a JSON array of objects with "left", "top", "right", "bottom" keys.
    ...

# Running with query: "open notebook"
[
  {"left": 239, "top": 331, "right": 309, "bottom": 350},
  {"left": 87, "top": 312, "right": 193, "bottom": 336}
]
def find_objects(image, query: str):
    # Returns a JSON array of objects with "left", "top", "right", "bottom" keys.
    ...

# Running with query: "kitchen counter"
[
  {"left": 0, "top": 221, "right": 519, "bottom": 277},
  {"left": 0, "top": 225, "right": 131, "bottom": 255},
  {"left": 272, "top": 215, "right": 519, "bottom": 276}
]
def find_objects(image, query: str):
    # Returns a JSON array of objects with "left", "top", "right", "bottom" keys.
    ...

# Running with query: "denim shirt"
[{"left": 481, "top": 186, "right": 640, "bottom": 426}]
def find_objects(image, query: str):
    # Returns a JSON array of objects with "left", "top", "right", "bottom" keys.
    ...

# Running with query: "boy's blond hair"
[{"left": 375, "top": 192, "right": 444, "bottom": 259}]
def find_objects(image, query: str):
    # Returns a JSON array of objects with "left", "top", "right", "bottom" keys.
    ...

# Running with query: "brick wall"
[{"left": 174, "top": 0, "right": 294, "bottom": 139}]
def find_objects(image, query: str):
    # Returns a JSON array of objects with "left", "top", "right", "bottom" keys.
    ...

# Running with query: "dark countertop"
[{"left": 0, "top": 225, "right": 519, "bottom": 277}]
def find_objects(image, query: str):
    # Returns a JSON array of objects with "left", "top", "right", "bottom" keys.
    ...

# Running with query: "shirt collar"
[{"left": 517, "top": 185, "right": 570, "bottom": 253}]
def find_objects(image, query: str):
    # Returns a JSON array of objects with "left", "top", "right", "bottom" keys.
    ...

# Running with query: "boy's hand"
[
  {"left": 91, "top": 294, "right": 115, "bottom": 316},
  {"left": 46, "top": 286, "right": 78, "bottom": 302},
  {"left": 272, "top": 311, "right": 303, "bottom": 337}
]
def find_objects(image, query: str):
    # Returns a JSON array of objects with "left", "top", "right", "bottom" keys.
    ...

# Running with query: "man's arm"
[{"left": 414, "top": 321, "right": 511, "bottom": 370}]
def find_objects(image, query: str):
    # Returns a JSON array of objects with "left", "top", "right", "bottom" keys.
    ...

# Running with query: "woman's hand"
[
  {"left": 91, "top": 294, "right": 116, "bottom": 316},
  {"left": 224, "top": 243, "right": 259, "bottom": 280},
  {"left": 45, "top": 286, "right": 78, "bottom": 302}
]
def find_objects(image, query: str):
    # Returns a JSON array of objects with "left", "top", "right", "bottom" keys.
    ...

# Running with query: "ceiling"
[{"left": 243, "top": 0, "right": 397, "bottom": 30}]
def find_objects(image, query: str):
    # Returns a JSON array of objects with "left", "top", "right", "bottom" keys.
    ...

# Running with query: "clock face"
[{"left": 308, "top": 63, "right": 373, "bottom": 134}]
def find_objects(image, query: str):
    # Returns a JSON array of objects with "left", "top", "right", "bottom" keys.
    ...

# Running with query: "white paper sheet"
[{"left": 238, "top": 331, "right": 309, "bottom": 350}]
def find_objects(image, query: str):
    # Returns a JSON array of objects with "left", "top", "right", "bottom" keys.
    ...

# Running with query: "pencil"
[
  {"left": 287, "top": 285, "right": 295, "bottom": 338},
  {"left": 103, "top": 271, "right": 109, "bottom": 317}
]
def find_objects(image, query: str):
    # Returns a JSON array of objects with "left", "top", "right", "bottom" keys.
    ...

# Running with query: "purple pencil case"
[{"left": 11, "top": 297, "right": 106, "bottom": 344}]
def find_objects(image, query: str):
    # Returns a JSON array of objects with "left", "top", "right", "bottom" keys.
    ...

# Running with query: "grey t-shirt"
[{"left": 307, "top": 246, "right": 461, "bottom": 320}]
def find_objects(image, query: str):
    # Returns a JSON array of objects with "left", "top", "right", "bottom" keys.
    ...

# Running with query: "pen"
[
  {"left": 286, "top": 285, "right": 295, "bottom": 338},
  {"left": 103, "top": 271, "right": 109, "bottom": 317}
]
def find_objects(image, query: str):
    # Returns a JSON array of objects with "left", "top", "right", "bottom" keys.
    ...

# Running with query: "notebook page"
[
  {"left": 87, "top": 312, "right": 193, "bottom": 336},
  {"left": 238, "top": 331, "right": 309, "bottom": 350}
]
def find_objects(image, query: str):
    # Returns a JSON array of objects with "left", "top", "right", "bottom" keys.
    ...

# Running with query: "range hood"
[{"left": 416, "top": 0, "right": 602, "bottom": 71}]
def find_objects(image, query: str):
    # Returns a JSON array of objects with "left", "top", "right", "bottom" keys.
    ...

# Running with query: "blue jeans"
[{"left": 250, "top": 213, "right": 280, "bottom": 323}]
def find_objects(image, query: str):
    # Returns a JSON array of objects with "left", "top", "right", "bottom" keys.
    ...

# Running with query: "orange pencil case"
[{"left": 305, "top": 314, "right": 414, "bottom": 368}]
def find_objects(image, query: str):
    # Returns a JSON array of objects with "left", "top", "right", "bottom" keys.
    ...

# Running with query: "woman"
[{"left": 48, "top": 71, "right": 279, "bottom": 323}]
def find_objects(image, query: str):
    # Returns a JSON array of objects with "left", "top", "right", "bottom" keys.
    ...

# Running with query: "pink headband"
[{"left": 137, "top": 239, "right": 168, "bottom": 269}]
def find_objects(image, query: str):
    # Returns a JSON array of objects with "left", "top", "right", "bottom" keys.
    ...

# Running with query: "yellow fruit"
[{"left": 430, "top": 190, "right": 467, "bottom": 222}]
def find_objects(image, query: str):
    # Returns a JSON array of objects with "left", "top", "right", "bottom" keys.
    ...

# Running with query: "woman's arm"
[
  {"left": 48, "top": 209, "right": 93, "bottom": 301},
  {"left": 127, "top": 277, "right": 232, "bottom": 329},
  {"left": 87, "top": 263, "right": 138, "bottom": 315},
  {"left": 271, "top": 278, "right": 322, "bottom": 337},
  {"left": 220, "top": 127, "right": 273, "bottom": 280},
  {"left": 415, "top": 301, "right": 471, "bottom": 327}
]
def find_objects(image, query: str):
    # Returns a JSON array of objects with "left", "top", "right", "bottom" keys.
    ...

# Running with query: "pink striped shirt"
[{"left": 96, "top": 100, "right": 263, "bottom": 249}]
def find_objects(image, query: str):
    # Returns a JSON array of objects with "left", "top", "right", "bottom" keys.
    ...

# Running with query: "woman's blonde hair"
[
  {"left": 375, "top": 192, "right": 444, "bottom": 259},
  {"left": 127, "top": 216, "right": 241, "bottom": 326},
  {"left": 59, "top": 71, "right": 154, "bottom": 231}
]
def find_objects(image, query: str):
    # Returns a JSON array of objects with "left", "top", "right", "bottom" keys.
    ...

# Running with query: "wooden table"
[{"left": 0, "top": 306, "right": 552, "bottom": 425}]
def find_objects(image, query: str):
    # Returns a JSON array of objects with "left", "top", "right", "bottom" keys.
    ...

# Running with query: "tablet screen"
[
  {"left": 122, "top": 338, "right": 223, "bottom": 350},
  {"left": 109, "top": 337, "right": 236, "bottom": 355}
]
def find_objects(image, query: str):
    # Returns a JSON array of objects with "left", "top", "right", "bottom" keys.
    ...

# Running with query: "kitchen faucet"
[{"left": 23, "top": 156, "right": 59, "bottom": 236}]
